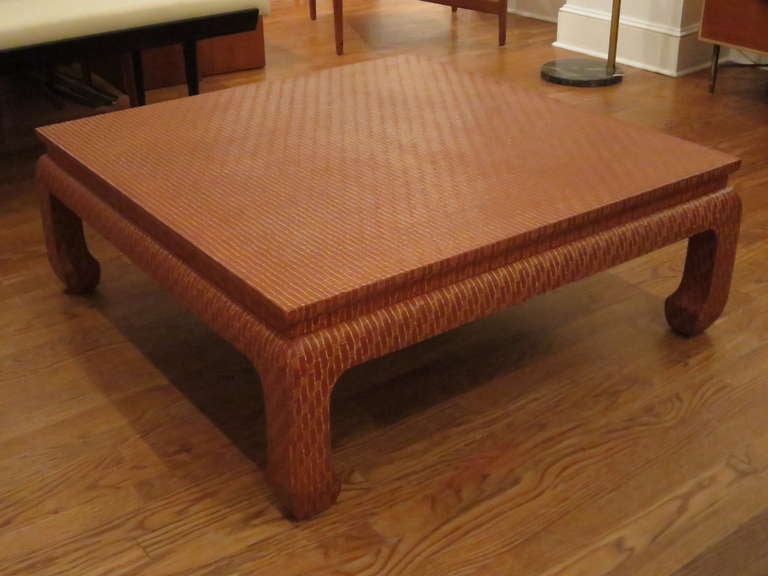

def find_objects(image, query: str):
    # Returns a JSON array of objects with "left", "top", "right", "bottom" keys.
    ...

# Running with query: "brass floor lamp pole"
[{"left": 541, "top": 0, "right": 624, "bottom": 87}]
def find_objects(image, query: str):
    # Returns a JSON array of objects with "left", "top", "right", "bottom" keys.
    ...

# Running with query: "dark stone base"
[{"left": 541, "top": 58, "right": 623, "bottom": 87}]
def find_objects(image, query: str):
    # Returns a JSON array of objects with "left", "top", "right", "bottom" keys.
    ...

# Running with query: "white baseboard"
[
  {"left": 552, "top": 40, "right": 710, "bottom": 77},
  {"left": 554, "top": 4, "right": 712, "bottom": 77},
  {"left": 724, "top": 48, "right": 768, "bottom": 66}
]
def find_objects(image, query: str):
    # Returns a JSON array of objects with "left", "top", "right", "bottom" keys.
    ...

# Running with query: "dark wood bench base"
[{"left": 0, "top": 9, "right": 261, "bottom": 106}]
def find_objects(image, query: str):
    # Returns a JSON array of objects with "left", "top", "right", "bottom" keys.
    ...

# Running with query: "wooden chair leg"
[
  {"left": 40, "top": 190, "right": 101, "bottom": 294},
  {"left": 709, "top": 44, "right": 721, "bottom": 94},
  {"left": 498, "top": 0, "right": 508, "bottom": 46},
  {"left": 452, "top": 5, "right": 458, "bottom": 12},
  {"left": 333, "top": 0, "right": 344, "bottom": 55},
  {"left": 132, "top": 51, "right": 147, "bottom": 105},
  {"left": 309, "top": 0, "right": 317, "bottom": 20},
  {"left": 665, "top": 191, "right": 741, "bottom": 336},
  {"left": 183, "top": 40, "right": 200, "bottom": 96}
]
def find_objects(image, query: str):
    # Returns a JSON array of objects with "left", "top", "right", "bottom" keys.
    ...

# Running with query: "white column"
[{"left": 553, "top": 0, "right": 713, "bottom": 77}]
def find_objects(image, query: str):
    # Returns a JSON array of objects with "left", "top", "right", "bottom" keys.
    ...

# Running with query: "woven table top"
[{"left": 37, "top": 55, "right": 740, "bottom": 334}]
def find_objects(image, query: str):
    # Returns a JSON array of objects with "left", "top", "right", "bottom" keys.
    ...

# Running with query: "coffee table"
[{"left": 36, "top": 56, "right": 741, "bottom": 519}]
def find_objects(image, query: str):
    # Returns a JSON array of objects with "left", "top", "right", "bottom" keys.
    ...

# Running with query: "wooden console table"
[
  {"left": 700, "top": 0, "right": 768, "bottom": 92},
  {"left": 310, "top": 0, "right": 508, "bottom": 55}
]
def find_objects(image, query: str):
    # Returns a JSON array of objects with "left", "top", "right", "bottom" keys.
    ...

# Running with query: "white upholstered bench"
[{"left": 0, "top": 0, "right": 269, "bottom": 105}]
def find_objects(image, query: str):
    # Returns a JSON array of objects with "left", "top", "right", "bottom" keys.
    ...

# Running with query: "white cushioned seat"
[{"left": 0, "top": 0, "right": 270, "bottom": 52}]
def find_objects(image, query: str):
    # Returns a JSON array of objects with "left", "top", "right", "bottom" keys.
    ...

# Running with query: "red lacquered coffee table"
[{"left": 36, "top": 56, "right": 741, "bottom": 519}]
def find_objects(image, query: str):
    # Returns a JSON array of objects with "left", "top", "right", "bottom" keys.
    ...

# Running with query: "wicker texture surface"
[
  {"left": 36, "top": 57, "right": 742, "bottom": 519},
  {"left": 36, "top": 56, "right": 739, "bottom": 335}
]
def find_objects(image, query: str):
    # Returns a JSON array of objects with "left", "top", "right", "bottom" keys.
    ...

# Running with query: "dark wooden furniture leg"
[
  {"left": 120, "top": 52, "right": 138, "bottom": 106},
  {"left": 40, "top": 190, "right": 100, "bottom": 294},
  {"left": 121, "top": 51, "right": 146, "bottom": 107},
  {"left": 498, "top": 0, "right": 508, "bottom": 46},
  {"left": 666, "top": 190, "right": 741, "bottom": 336},
  {"left": 131, "top": 51, "right": 146, "bottom": 106},
  {"left": 183, "top": 40, "right": 200, "bottom": 96},
  {"left": 309, "top": 0, "right": 317, "bottom": 20},
  {"left": 452, "top": 5, "right": 458, "bottom": 12},
  {"left": 709, "top": 44, "right": 721, "bottom": 94},
  {"left": 333, "top": 0, "right": 344, "bottom": 55}
]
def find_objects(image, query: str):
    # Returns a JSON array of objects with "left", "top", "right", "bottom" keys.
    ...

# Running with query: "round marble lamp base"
[{"left": 541, "top": 59, "right": 624, "bottom": 87}]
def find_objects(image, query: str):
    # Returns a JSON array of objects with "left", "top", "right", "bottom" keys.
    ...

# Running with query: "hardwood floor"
[{"left": 1, "top": 0, "right": 767, "bottom": 573}]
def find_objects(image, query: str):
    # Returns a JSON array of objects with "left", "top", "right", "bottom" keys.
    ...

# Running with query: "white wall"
[
  {"left": 724, "top": 47, "right": 768, "bottom": 66},
  {"left": 508, "top": 0, "right": 565, "bottom": 23},
  {"left": 553, "top": 0, "right": 713, "bottom": 77}
]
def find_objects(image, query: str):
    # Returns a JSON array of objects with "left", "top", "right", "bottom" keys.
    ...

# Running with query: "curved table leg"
[
  {"left": 261, "top": 357, "right": 342, "bottom": 519},
  {"left": 41, "top": 191, "right": 101, "bottom": 294},
  {"left": 666, "top": 191, "right": 741, "bottom": 336}
]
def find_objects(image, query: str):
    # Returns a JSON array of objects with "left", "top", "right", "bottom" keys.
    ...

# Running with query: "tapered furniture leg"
[
  {"left": 309, "top": 0, "right": 317, "bottom": 20},
  {"left": 131, "top": 51, "right": 147, "bottom": 106},
  {"left": 261, "top": 358, "right": 342, "bottom": 519},
  {"left": 333, "top": 0, "right": 343, "bottom": 55},
  {"left": 665, "top": 191, "right": 741, "bottom": 336},
  {"left": 498, "top": 0, "right": 507, "bottom": 46},
  {"left": 709, "top": 44, "right": 721, "bottom": 94},
  {"left": 183, "top": 40, "right": 200, "bottom": 96},
  {"left": 40, "top": 191, "right": 101, "bottom": 294}
]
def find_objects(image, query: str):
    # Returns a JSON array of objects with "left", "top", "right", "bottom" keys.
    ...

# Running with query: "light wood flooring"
[{"left": 1, "top": 0, "right": 768, "bottom": 573}]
